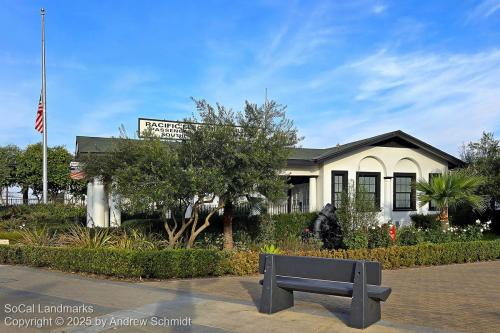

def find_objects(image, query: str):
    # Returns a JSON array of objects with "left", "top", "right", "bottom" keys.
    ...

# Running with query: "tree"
[
  {"left": 80, "top": 99, "right": 298, "bottom": 249},
  {"left": 81, "top": 133, "right": 226, "bottom": 248},
  {"left": 416, "top": 170, "right": 485, "bottom": 229},
  {"left": 0, "top": 145, "right": 21, "bottom": 204},
  {"left": 16, "top": 143, "right": 73, "bottom": 202},
  {"left": 16, "top": 144, "right": 42, "bottom": 202},
  {"left": 47, "top": 146, "right": 73, "bottom": 200},
  {"left": 183, "top": 99, "right": 300, "bottom": 249},
  {"left": 460, "top": 132, "right": 500, "bottom": 203},
  {"left": 337, "top": 181, "right": 380, "bottom": 230}
]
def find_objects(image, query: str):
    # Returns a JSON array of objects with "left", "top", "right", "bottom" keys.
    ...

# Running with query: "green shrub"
[
  {"left": 397, "top": 226, "right": 425, "bottom": 246},
  {"left": 18, "top": 227, "right": 59, "bottom": 246},
  {"left": 450, "top": 224, "right": 483, "bottom": 242},
  {"left": 1, "top": 240, "right": 499, "bottom": 278},
  {"left": 260, "top": 244, "right": 281, "bottom": 254},
  {"left": 343, "top": 229, "right": 368, "bottom": 249},
  {"left": 228, "top": 240, "right": 500, "bottom": 273},
  {"left": 194, "top": 233, "right": 225, "bottom": 250},
  {"left": 368, "top": 224, "right": 392, "bottom": 249},
  {"left": 111, "top": 230, "right": 160, "bottom": 250},
  {"left": 0, "top": 204, "right": 84, "bottom": 231},
  {"left": 58, "top": 225, "right": 114, "bottom": 248},
  {"left": 120, "top": 219, "right": 164, "bottom": 234},
  {"left": 0, "top": 245, "right": 227, "bottom": 278},
  {"left": 256, "top": 214, "right": 276, "bottom": 244},
  {"left": 422, "top": 228, "right": 452, "bottom": 243},
  {"left": 0, "top": 231, "right": 23, "bottom": 243},
  {"left": 270, "top": 212, "right": 318, "bottom": 242},
  {"left": 0, "top": 204, "right": 85, "bottom": 224},
  {"left": 410, "top": 213, "right": 440, "bottom": 230}
]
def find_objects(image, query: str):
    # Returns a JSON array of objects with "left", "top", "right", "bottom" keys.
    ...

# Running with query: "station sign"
[{"left": 138, "top": 118, "right": 200, "bottom": 140}]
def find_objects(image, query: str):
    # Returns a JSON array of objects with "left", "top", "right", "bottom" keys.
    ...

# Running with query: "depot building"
[{"left": 75, "top": 118, "right": 463, "bottom": 228}]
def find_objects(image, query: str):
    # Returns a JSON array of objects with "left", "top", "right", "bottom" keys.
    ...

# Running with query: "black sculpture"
[{"left": 313, "top": 203, "right": 343, "bottom": 249}]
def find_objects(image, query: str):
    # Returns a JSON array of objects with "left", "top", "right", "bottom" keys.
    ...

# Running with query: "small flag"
[{"left": 35, "top": 94, "right": 44, "bottom": 133}]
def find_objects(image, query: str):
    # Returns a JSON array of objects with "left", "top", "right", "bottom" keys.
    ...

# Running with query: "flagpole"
[{"left": 41, "top": 8, "right": 48, "bottom": 204}]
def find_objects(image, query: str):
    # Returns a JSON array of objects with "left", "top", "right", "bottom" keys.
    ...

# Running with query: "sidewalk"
[{"left": 0, "top": 261, "right": 499, "bottom": 332}]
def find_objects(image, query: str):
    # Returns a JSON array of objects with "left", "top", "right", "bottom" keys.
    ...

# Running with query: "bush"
[
  {"left": 230, "top": 240, "right": 500, "bottom": 274},
  {"left": 1, "top": 240, "right": 499, "bottom": 278},
  {"left": 120, "top": 219, "right": 164, "bottom": 234},
  {"left": 256, "top": 214, "right": 276, "bottom": 244},
  {"left": 0, "top": 245, "right": 227, "bottom": 278},
  {"left": 410, "top": 213, "right": 440, "bottom": 230},
  {"left": 450, "top": 224, "right": 484, "bottom": 242},
  {"left": 271, "top": 212, "right": 318, "bottom": 242},
  {"left": 0, "top": 231, "right": 23, "bottom": 243},
  {"left": 0, "top": 204, "right": 85, "bottom": 223},
  {"left": 397, "top": 226, "right": 424, "bottom": 246},
  {"left": 336, "top": 181, "right": 381, "bottom": 238},
  {"left": 0, "top": 204, "right": 85, "bottom": 231},
  {"left": 422, "top": 228, "right": 452, "bottom": 244},
  {"left": 18, "top": 227, "right": 58, "bottom": 246},
  {"left": 57, "top": 225, "right": 114, "bottom": 248},
  {"left": 368, "top": 224, "right": 392, "bottom": 249},
  {"left": 343, "top": 229, "right": 368, "bottom": 249}
]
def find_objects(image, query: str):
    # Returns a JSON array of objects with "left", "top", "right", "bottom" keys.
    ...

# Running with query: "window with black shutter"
[
  {"left": 356, "top": 172, "right": 381, "bottom": 210},
  {"left": 331, "top": 171, "right": 348, "bottom": 208},
  {"left": 393, "top": 173, "right": 416, "bottom": 211}
]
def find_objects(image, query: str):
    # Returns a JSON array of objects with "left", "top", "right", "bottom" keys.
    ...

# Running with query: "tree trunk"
[
  {"left": 22, "top": 187, "right": 29, "bottom": 205},
  {"left": 223, "top": 201, "right": 234, "bottom": 250},
  {"left": 439, "top": 206, "right": 449, "bottom": 230},
  {"left": 187, "top": 204, "right": 223, "bottom": 248}
]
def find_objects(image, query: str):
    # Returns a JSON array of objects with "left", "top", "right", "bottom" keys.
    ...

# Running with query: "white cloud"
[
  {"left": 467, "top": 0, "right": 500, "bottom": 21},
  {"left": 301, "top": 49, "right": 500, "bottom": 154},
  {"left": 194, "top": 1, "right": 500, "bottom": 156},
  {"left": 372, "top": 4, "right": 387, "bottom": 15},
  {"left": 198, "top": 1, "right": 341, "bottom": 108}
]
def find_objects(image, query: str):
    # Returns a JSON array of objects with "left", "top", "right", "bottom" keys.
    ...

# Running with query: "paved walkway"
[{"left": 0, "top": 261, "right": 499, "bottom": 332}]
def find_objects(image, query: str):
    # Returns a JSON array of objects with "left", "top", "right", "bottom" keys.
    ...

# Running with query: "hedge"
[
  {"left": 0, "top": 246, "right": 227, "bottom": 279},
  {"left": 1, "top": 240, "right": 499, "bottom": 279},
  {"left": 271, "top": 212, "right": 318, "bottom": 242},
  {"left": 228, "top": 240, "right": 500, "bottom": 275}
]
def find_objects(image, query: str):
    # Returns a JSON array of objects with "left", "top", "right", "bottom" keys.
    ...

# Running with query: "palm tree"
[{"left": 416, "top": 170, "right": 485, "bottom": 229}]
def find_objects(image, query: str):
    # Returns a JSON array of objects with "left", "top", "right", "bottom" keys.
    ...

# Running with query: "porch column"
[
  {"left": 384, "top": 177, "right": 392, "bottom": 223},
  {"left": 86, "top": 180, "right": 94, "bottom": 227},
  {"left": 92, "top": 178, "right": 108, "bottom": 228},
  {"left": 309, "top": 177, "right": 317, "bottom": 212}
]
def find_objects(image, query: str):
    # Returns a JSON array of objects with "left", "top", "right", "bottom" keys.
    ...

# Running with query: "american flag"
[{"left": 35, "top": 94, "right": 44, "bottom": 133}]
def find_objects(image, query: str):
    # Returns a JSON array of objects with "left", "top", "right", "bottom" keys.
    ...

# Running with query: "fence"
[
  {"left": 1, "top": 196, "right": 309, "bottom": 215},
  {"left": 198, "top": 202, "right": 309, "bottom": 216},
  {"left": 0, "top": 197, "right": 40, "bottom": 206}
]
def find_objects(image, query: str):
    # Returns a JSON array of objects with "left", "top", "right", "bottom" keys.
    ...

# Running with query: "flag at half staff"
[{"left": 35, "top": 94, "right": 44, "bottom": 133}]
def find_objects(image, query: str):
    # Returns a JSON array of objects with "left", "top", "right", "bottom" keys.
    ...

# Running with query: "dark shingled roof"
[
  {"left": 76, "top": 130, "right": 463, "bottom": 168},
  {"left": 75, "top": 136, "right": 119, "bottom": 155},
  {"left": 288, "top": 130, "right": 463, "bottom": 168}
]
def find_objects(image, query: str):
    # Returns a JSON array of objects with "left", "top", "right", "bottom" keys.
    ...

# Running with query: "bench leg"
[
  {"left": 259, "top": 254, "right": 294, "bottom": 314},
  {"left": 350, "top": 261, "right": 382, "bottom": 329}
]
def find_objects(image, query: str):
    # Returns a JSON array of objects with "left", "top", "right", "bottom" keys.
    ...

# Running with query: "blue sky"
[{"left": 1, "top": 0, "right": 499, "bottom": 156}]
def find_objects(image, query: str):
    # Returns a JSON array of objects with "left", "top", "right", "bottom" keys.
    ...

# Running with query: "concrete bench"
[{"left": 258, "top": 254, "right": 391, "bottom": 329}]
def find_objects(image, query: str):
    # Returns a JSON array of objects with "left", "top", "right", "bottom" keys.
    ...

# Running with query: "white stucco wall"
[{"left": 286, "top": 146, "right": 449, "bottom": 225}]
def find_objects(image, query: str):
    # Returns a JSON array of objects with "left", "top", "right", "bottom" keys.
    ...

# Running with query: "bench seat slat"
[{"left": 272, "top": 276, "right": 391, "bottom": 302}]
